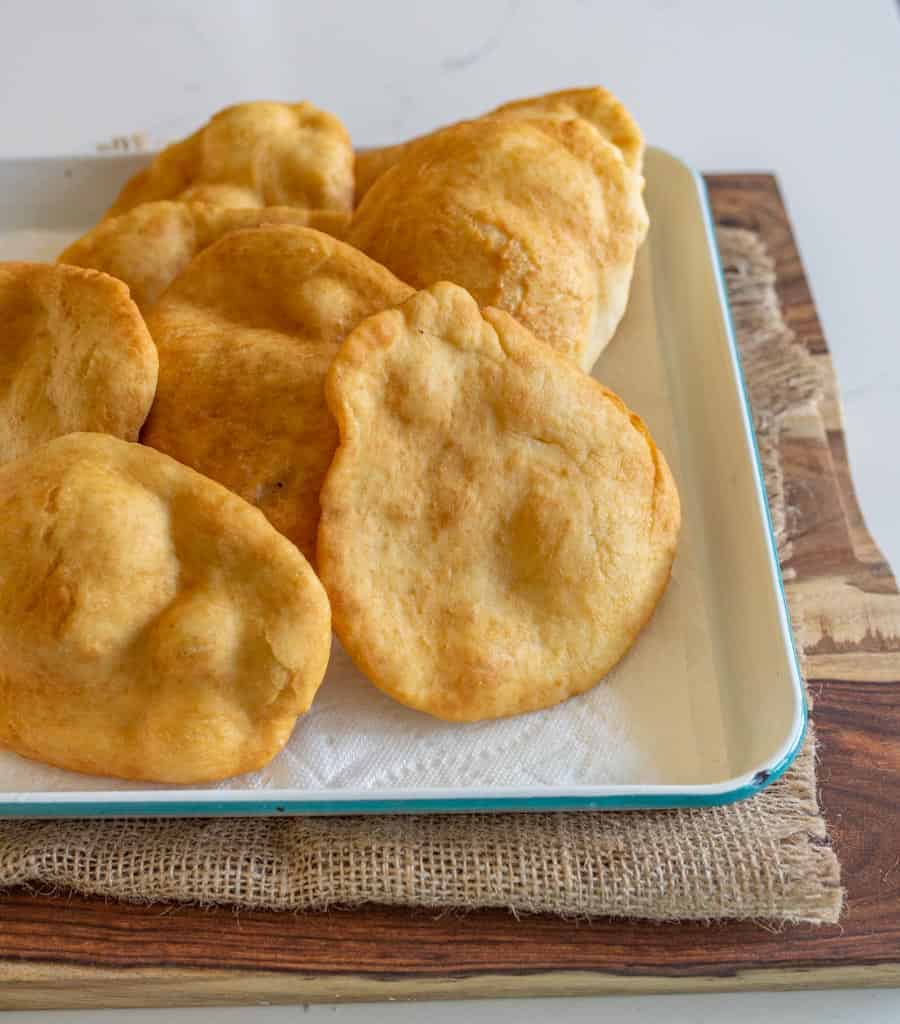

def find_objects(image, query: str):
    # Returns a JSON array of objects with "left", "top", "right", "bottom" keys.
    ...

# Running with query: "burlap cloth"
[{"left": 0, "top": 228, "right": 843, "bottom": 924}]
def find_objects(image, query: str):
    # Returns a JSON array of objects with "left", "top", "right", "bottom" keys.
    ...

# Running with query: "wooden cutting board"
[{"left": 1, "top": 175, "right": 899, "bottom": 1010}]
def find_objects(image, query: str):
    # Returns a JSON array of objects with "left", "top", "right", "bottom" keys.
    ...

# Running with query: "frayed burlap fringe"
[
  {"left": 717, "top": 229, "right": 822, "bottom": 567},
  {"left": 0, "top": 228, "right": 842, "bottom": 923}
]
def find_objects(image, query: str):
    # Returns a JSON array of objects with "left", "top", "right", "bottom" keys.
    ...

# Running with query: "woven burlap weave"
[{"left": 0, "top": 228, "right": 843, "bottom": 923}]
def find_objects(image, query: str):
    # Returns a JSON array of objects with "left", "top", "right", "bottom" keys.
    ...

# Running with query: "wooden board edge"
[
  {"left": 706, "top": 174, "right": 900, "bottom": 604},
  {"left": 3, "top": 961, "right": 900, "bottom": 1010}
]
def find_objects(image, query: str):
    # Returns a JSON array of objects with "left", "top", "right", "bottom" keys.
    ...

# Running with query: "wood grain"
[{"left": 1, "top": 175, "right": 898, "bottom": 1009}]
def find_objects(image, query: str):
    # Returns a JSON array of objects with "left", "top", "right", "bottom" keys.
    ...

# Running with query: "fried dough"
[
  {"left": 59, "top": 201, "right": 349, "bottom": 311},
  {"left": 318, "top": 283, "right": 680, "bottom": 721},
  {"left": 0, "top": 262, "right": 157, "bottom": 463},
  {"left": 348, "top": 116, "right": 648, "bottom": 370},
  {"left": 0, "top": 432, "right": 331, "bottom": 783},
  {"left": 106, "top": 101, "right": 354, "bottom": 218},
  {"left": 142, "top": 225, "right": 413, "bottom": 561},
  {"left": 354, "top": 85, "right": 644, "bottom": 201}
]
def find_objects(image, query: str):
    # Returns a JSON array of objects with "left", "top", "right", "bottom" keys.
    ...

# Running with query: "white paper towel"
[{"left": 0, "top": 231, "right": 726, "bottom": 795}]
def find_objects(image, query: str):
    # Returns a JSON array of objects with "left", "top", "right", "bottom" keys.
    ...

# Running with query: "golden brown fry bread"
[
  {"left": 491, "top": 86, "right": 645, "bottom": 174},
  {"left": 59, "top": 201, "right": 350, "bottom": 312},
  {"left": 142, "top": 225, "right": 413, "bottom": 562},
  {"left": 347, "top": 116, "right": 648, "bottom": 371},
  {"left": 106, "top": 101, "right": 354, "bottom": 218},
  {"left": 0, "top": 432, "right": 331, "bottom": 784},
  {"left": 354, "top": 86, "right": 644, "bottom": 201},
  {"left": 0, "top": 262, "right": 157, "bottom": 464},
  {"left": 318, "top": 283, "right": 680, "bottom": 722}
]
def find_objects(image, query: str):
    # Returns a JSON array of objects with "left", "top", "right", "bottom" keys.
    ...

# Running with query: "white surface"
[
  {"left": 0, "top": 0, "right": 897, "bottom": 1018},
  {"left": 5, "top": 991, "right": 900, "bottom": 1023},
  {"left": 0, "top": 150, "right": 805, "bottom": 809}
]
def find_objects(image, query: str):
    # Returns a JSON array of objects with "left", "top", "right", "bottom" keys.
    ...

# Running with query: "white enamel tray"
[{"left": 0, "top": 147, "right": 805, "bottom": 816}]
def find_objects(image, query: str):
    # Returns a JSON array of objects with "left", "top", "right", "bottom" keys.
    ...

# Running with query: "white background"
[{"left": 1, "top": 0, "right": 898, "bottom": 1019}]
